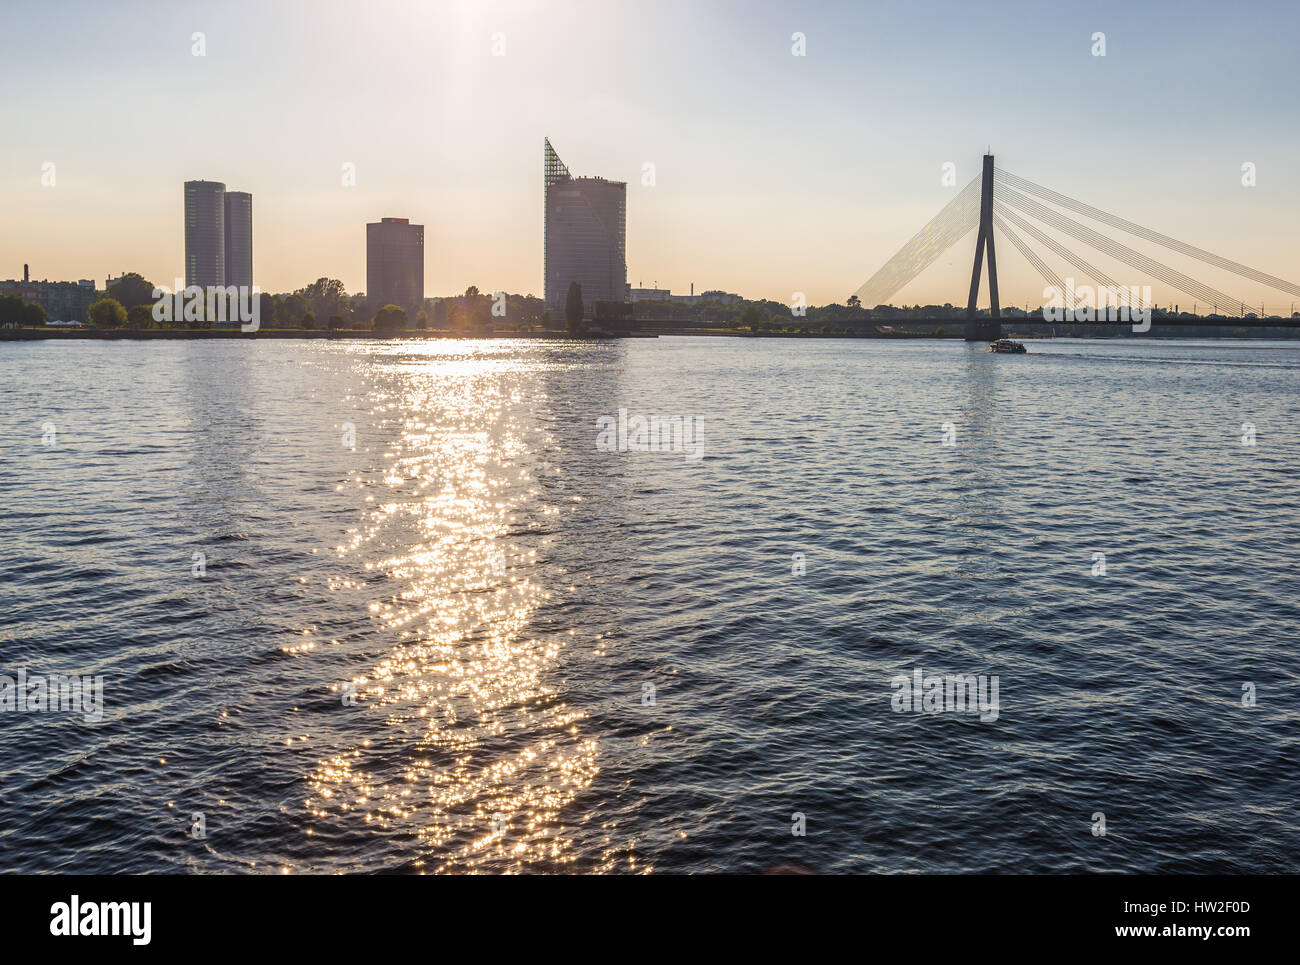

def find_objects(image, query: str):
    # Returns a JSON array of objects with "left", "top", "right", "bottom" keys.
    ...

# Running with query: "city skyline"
[
  {"left": 2, "top": 0, "right": 1299, "bottom": 311},
  {"left": 4, "top": 0, "right": 1300, "bottom": 905}
]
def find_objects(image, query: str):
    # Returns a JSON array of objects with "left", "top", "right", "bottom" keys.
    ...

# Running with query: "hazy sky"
[{"left": 3, "top": 0, "right": 1297, "bottom": 310}]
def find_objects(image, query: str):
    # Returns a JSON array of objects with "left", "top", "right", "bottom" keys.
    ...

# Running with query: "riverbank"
[
  {"left": 0, "top": 327, "right": 658, "bottom": 341},
  {"left": 4, "top": 319, "right": 1299, "bottom": 341}
]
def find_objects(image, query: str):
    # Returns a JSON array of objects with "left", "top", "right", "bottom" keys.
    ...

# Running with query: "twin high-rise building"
[
  {"left": 184, "top": 180, "right": 253, "bottom": 290},
  {"left": 543, "top": 139, "right": 627, "bottom": 317},
  {"left": 184, "top": 181, "right": 225, "bottom": 289},
  {"left": 366, "top": 218, "right": 424, "bottom": 312},
  {"left": 224, "top": 191, "right": 253, "bottom": 289}
]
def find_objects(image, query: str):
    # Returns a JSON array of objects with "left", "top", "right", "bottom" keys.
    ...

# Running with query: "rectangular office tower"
[
  {"left": 366, "top": 218, "right": 424, "bottom": 312},
  {"left": 223, "top": 191, "right": 253, "bottom": 289},
  {"left": 184, "top": 180, "right": 226, "bottom": 290},
  {"left": 543, "top": 139, "right": 627, "bottom": 317}
]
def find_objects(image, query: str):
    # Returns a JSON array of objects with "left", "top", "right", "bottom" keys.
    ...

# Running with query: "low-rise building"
[
  {"left": 628, "top": 287, "right": 671, "bottom": 302},
  {"left": 627, "top": 286, "right": 742, "bottom": 305},
  {"left": 699, "top": 289, "right": 742, "bottom": 305},
  {"left": 0, "top": 278, "right": 97, "bottom": 322}
]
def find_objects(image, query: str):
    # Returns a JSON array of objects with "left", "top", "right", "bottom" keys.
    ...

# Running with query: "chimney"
[{"left": 23, "top": 264, "right": 29, "bottom": 282}]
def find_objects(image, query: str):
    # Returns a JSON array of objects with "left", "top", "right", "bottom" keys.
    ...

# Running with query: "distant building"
[
  {"left": 366, "top": 218, "right": 424, "bottom": 312},
  {"left": 544, "top": 139, "right": 626, "bottom": 317},
  {"left": 184, "top": 180, "right": 226, "bottom": 290},
  {"left": 700, "top": 289, "right": 742, "bottom": 305},
  {"left": 0, "top": 277, "right": 96, "bottom": 322},
  {"left": 627, "top": 286, "right": 742, "bottom": 305},
  {"left": 224, "top": 191, "right": 253, "bottom": 290}
]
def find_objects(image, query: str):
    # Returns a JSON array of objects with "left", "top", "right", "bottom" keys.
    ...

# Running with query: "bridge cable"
[
  {"left": 854, "top": 177, "right": 979, "bottom": 306},
  {"left": 853, "top": 175, "right": 981, "bottom": 307},
  {"left": 995, "top": 184, "right": 1247, "bottom": 315},
  {"left": 998, "top": 189, "right": 1242, "bottom": 314},
  {"left": 995, "top": 168, "right": 1300, "bottom": 298},
  {"left": 991, "top": 211, "right": 1070, "bottom": 304},
  {"left": 993, "top": 203, "right": 1135, "bottom": 310}
]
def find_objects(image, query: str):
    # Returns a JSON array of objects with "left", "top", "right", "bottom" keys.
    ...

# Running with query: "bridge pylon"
[{"left": 965, "top": 153, "right": 1001, "bottom": 341}]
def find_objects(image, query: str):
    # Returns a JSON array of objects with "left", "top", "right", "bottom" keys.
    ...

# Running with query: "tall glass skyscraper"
[
  {"left": 543, "top": 139, "right": 627, "bottom": 317},
  {"left": 184, "top": 180, "right": 226, "bottom": 290},
  {"left": 184, "top": 180, "right": 253, "bottom": 291},
  {"left": 224, "top": 191, "right": 253, "bottom": 290}
]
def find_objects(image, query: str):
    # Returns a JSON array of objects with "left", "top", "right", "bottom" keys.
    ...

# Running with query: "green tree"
[
  {"left": 126, "top": 304, "right": 154, "bottom": 327},
  {"left": 456, "top": 286, "right": 489, "bottom": 334},
  {"left": 371, "top": 304, "right": 408, "bottom": 336},
  {"left": 280, "top": 293, "right": 308, "bottom": 327},
  {"left": 300, "top": 311, "right": 316, "bottom": 330},
  {"left": 468, "top": 296, "right": 491, "bottom": 335},
  {"left": 295, "top": 277, "right": 347, "bottom": 319},
  {"left": 414, "top": 310, "right": 428, "bottom": 330},
  {"left": 328, "top": 314, "right": 344, "bottom": 331},
  {"left": 564, "top": 282, "right": 584, "bottom": 334},
  {"left": 107, "top": 272, "right": 157, "bottom": 310},
  {"left": 257, "top": 293, "right": 278, "bottom": 329},
  {"left": 0, "top": 295, "right": 18, "bottom": 327},
  {"left": 87, "top": 297, "right": 127, "bottom": 328},
  {"left": 846, "top": 294, "right": 861, "bottom": 309},
  {"left": 0, "top": 295, "right": 44, "bottom": 328},
  {"left": 737, "top": 303, "right": 766, "bottom": 329}
]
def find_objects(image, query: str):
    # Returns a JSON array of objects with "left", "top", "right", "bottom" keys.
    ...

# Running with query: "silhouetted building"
[
  {"left": 628, "top": 285, "right": 742, "bottom": 305},
  {"left": 224, "top": 191, "right": 253, "bottom": 289},
  {"left": 184, "top": 180, "right": 226, "bottom": 290},
  {"left": 700, "top": 290, "right": 742, "bottom": 305},
  {"left": 0, "top": 277, "right": 96, "bottom": 322},
  {"left": 544, "top": 139, "right": 626, "bottom": 318},
  {"left": 366, "top": 218, "right": 424, "bottom": 312}
]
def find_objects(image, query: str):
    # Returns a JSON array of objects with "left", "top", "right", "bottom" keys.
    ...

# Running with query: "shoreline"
[
  {"left": 4, "top": 328, "right": 1299, "bottom": 342},
  {"left": 5, "top": 316, "right": 1300, "bottom": 343},
  {"left": 0, "top": 328, "right": 657, "bottom": 341}
]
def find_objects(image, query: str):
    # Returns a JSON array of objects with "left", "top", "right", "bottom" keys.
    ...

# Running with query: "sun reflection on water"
[{"left": 306, "top": 343, "right": 597, "bottom": 873}]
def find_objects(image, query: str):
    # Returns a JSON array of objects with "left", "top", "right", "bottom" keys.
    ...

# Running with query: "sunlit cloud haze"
[{"left": 2, "top": 0, "right": 1297, "bottom": 309}]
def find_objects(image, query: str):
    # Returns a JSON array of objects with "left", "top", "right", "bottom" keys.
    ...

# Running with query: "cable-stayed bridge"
[{"left": 855, "top": 155, "right": 1300, "bottom": 340}]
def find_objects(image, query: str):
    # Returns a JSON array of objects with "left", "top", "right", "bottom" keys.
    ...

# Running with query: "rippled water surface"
[{"left": 1, "top": 337, "right": 1297, "bottom": 873}]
